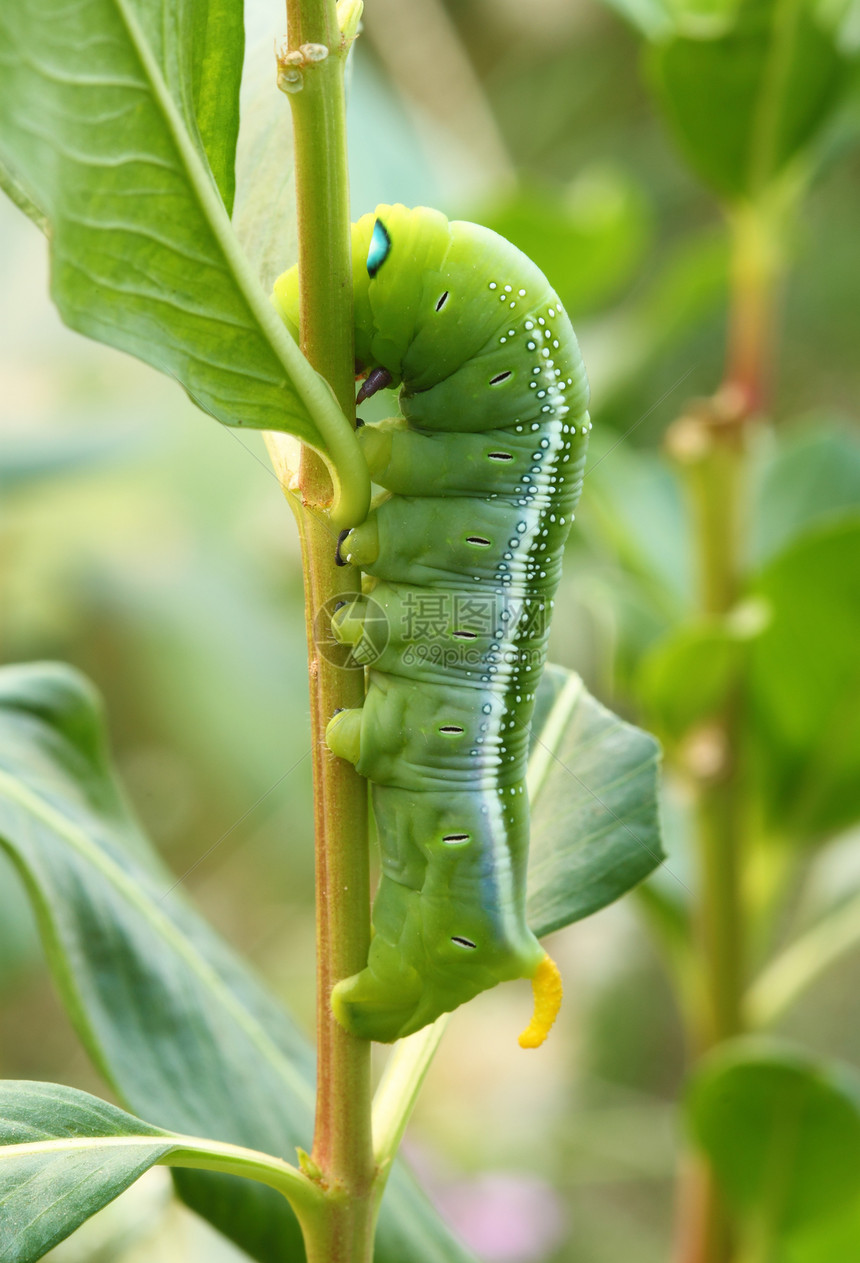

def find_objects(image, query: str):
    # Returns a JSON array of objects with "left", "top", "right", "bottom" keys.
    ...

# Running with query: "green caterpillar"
[{"left": 274, "top": 205, "right": 590, "bottom": 1046}]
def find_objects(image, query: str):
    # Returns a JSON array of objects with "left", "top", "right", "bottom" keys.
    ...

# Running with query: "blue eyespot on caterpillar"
[
  {"left": 274, "top": 205, "right": 590, "bottom": 1046},
  {"left": 366, "top": 218, "right": 392, "bottom": 277}
]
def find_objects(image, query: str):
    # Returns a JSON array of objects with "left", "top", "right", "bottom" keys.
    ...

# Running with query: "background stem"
[
  {"left": 669, "top": 409, "right": 746, "bottom": 1263},
  {"left": 282, "top": 2, "right": 375, "bottom": 1258},
  {"left": 668, "top": 199, "right": 783, "bottom": 1263},
  {"left": 722, "top": 202, "right": 781, "bottom": 418}
]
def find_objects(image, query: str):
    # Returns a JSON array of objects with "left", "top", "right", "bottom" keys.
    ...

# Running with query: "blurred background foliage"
[{"left": 1, "top": 0, "right": 859, "bottom": 1259}]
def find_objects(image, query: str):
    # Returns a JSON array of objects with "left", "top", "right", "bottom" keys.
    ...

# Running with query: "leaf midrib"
[
  {"left": 747, "top": 0, "right": 804, "bottom": 193},
  {"left": 527, "top": 674, "right": 585, "bottom": 802},
  {"left": 104, "top": 0, "right": 343, "bottom": 446},
  {"left": 0, "top": 1130, "right": 309, "bottom": 1203}
]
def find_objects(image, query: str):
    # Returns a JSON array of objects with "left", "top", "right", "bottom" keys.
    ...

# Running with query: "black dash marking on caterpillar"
[
  {"left": 335, "top": 529, "right": 351, "bottom": 567},
  {"left": 435, "top": 291, "right": 450, "bottom": 312},
  {"left": 355, "top": 416, "right": 365, "bottom": 428},
  {"left": 357, "top": 366, "right": 392, "bottom": 403},
  {"left": 488, "top": 451, "right": 513, "bottom": 461},
  {"left": 443, "top": 833, "right": 470, "bottom": 844},
  {"left": 451, "top": 936, "right": 477, "bottom": 949},
  {"left": 453, "top": 630, "right": 478, "bottom": 640},
  {"left": 489, "top": 371, "right": 512, "bottom": 385},
  {"left": 439, "top": 725, "right": 464, "bottom": 734},
  {"left": 466, "top": 535, "right": 491, "bottom": 546},
  {"left": 333, "top": 600, "right": 347, "bottom": 612}
]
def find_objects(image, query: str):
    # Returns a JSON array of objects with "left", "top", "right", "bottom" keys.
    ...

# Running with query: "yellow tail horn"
[{"left": 518, "top": 954, "right": 563, "bottom": 1049}]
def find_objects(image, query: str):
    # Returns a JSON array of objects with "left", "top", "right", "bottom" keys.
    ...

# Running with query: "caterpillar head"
[{"left": 350, "top": 204, "right": 451, "bottom": 389}]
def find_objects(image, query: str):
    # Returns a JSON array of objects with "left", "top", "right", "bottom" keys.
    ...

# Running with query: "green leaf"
[
  {"left": 648, "top": 0, "right": 853, "bottom": 199},
  {"left": 781, "top": 1193, "right": 860, "bottom": 1263},
  {"left": 639, "top": 623, "right": 743, "bottom": 741},
  {"left": 583, "top": 442, "right": 693, "bottom": 612},
  {"left": 526, "top": 666, "right": 665, "bottom": 937},
  {"left": 748, "top": 516, "right": 860, "bottom": 838},
  {"left": 638, "top": 602, "right": 767, "bottom": 742},
  {"left": 481, "top": 169, "right": 652, "bottom": 318},
  {"left": 0, "top": 1082, "right": 175, "bottom": 1263},
  {"left": 191, "top": 0, "right": 244, "bottom": 216},
  {"left": 0, "top": 0, "right": 367, "bottom": 527},
  {"left": 689, "top": 1040, "right": 860, "bottom": 1244},
  {"left": 754, "top": 422, "right": 860, "bottom": 564},
  {"left": 0, "top": 662, "right": 474, "bottom": 1263},
  {"left": 599, "top": 0, "right": 675, "bottom": 39},
  {"left": 233, "top": 34, "right": 299, "bottom": 294},
  {"left": 0, "top": 1080, "right": 319, "bottom": 1263}
]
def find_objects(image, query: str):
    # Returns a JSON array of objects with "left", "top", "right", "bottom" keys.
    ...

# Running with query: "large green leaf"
[
  {"left": 748, "top": 516, "right": 860, "bottom": 839},
  {"left": 190, "top": 0, "right": 244, "bottom": 216},
  {"left": 753, "top": 423, "right": 860, "bottom": 564},
  {"left": 480, "top": 171, "right": 652, "bottom": 319},
  {"left": 583, "top": 441, "right": 693, "bottom": 612},
  {"left": 526, "top": 665, "right": 664, "bottom": 936},
  {"left": 0, "top": 1080, "right": 319, "bottom": 1263},
  {"left": 689, "top": 1040, "right": 860, "bottom": 1247},
  {"left": 0, "top": 0, "right": 367, "bottom": 526},
  {"left": 233, "top": 27, "right": 299, "bottom": 294},
  {"left": 599, "top": 0, "right": 675, "bottom": 39},
  {"left": 636, "top": 598, "right": 770, "bottom": 744},
  {"left": 0, "top": 1082, "right": 175, "bottom": 1263},
  {"left": 0, "top": 663, "right": 474, "bottom": 1263},
  {"left": 782, "top": 1194, "right": 860, "bottom": 1263},
  {"left": 635, "top": 513, "right": 860, "bottom": 842},
  {"left": 638, "top": 620, "right": 747, "bottom": 742},
  {"left": 648, "top": 0, "right": 852, "bottom": 199}
]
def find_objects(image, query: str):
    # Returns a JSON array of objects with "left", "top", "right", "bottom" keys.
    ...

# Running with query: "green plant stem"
[
  {"left": 689, "top": 200, "right": 783, "bottom": 1029},
  {"left": 668, "top": 196, "right": 783, "bottom": 1263},
  {"left": 668, "top": 396, "right": 748, "bottom": 1050},
  {"left": 671, "top": 413, "right": 746, "bottom": 1263},
  {"left": 282, "top": 2, "right": 375, "bottom": 1260},
  {"left": 722, "top": 201, "right": 784, "bottom": 419},
  {"left": 162, "top": 1138, "right": 323, "bottom": 1211}
]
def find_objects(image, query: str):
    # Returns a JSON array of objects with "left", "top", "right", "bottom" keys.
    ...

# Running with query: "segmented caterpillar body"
[{"left": 274, "top": 205, "right": 590, "bottom": 1044}]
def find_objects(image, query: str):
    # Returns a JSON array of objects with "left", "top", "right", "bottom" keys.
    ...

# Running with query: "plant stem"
[
  {"left": 722, "top": 201, "right": 784, "bottom": 420},
  {"left": 681, "top": 197, "right": 783, "bottom": 1040},
  {"left": 668, "top": 403, "right": 746, "bottom": 1263},
  {"left": 281, "top": 2, "right": 375, "bottom": 1258},
  {"left": 681, "top": 408, "right": 747, "bottom": 1051},
  {"left": 667, "top": 195, "right": 784, "bottom": 1263}
]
